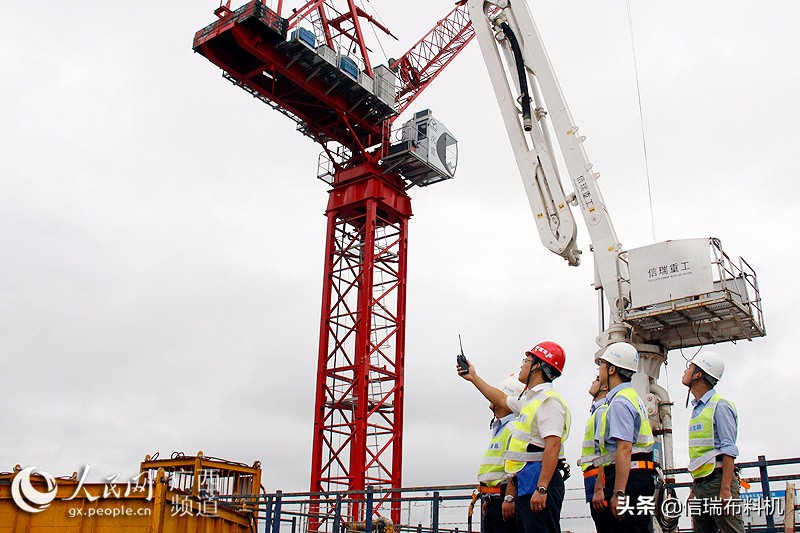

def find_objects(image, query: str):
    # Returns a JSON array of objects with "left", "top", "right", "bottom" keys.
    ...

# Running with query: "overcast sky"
[{"left": 2, "top": 0, "right": 799, "bottom": 505}]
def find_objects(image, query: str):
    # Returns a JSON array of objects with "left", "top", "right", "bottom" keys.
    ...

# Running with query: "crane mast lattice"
[{"left": 193, "top": 0, "right": 472, "bottom": 524}]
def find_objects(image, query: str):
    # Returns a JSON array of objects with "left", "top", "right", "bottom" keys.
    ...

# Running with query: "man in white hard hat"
[
  {"left": 476, "top": 374, "right": 524, "bottom": 533},
  {"left": 682, "top": 351, "right": 744, "bottom": 533},
  {"left": 578, "top": 374, "right": 612, "bottom": 533},
  {"left": 458, "top": 341, "right": 571, "bottom": 533},
  {"left": 592, "top": 342, "right": 656, "bottom": 533}
]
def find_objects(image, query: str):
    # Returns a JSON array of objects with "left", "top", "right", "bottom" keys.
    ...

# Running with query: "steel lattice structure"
[
  {"left": 193, "top": 1, "right": 473, "bottom": 526},
  {"left": 391, "top": 3, "right": 474, "bottom": 114},
  {"left": 310, "top": 162, "right": 411, "bottom": 523}
]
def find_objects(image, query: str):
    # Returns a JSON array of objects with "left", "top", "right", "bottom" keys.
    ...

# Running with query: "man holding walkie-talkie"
[{"left": 457, "top": 341, "right": 572, "bottom": 533}]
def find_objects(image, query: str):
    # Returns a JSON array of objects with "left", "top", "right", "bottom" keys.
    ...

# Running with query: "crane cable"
[
  {"left": 626, "top": 0, "right": 657, "bottom": 243},
  {"left": 626, "top": 12, "right": 675, "bottom": 529},
  {"left": 358, "top": 0, "right": 390, "bottom": 65}
]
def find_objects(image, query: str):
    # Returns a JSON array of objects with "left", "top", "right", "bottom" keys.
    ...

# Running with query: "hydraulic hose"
[
  {"left": 499, "top": 22, "right": 532, "bottom": 131},
  {"left": 467, "top": 491, "right": 479, "bottom": 532},
  {"left": 654, "top": 480, "right": 680, "bottom": 532}
]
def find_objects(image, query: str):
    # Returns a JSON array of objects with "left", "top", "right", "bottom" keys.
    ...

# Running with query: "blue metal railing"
[
  {"left": 662, "top": 455, "right": 800, "bottom": 532},
  {"left": 216, "top": 456, "right": 800, "bottom": 533}
]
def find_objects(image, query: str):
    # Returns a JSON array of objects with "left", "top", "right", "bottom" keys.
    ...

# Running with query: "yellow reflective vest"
[
  {"left": 579, "top": 401, "right": 608, "bottom": 471},
  {"left": 477, "top": 417, "right": 515, "bottom": 486},
  {"left": 596, "top": 386, "right": 654, "bottom": 465},
  {"left": 504, "top": 390, "right": 571, "bottom": 475},
  {"left": 688, "top": 393, "right": 736, "bottom": 479}
]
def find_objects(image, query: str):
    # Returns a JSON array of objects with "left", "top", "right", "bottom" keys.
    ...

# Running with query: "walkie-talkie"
[{"left": 456, "top": 334, "right": 469, "bottom": 374}]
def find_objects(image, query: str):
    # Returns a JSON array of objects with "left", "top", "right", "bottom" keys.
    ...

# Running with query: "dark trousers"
[
  {"left": 515, "top": 472, "right": 565, "bottom": 533},
  {"left": 691, "top": 469, "right": 745, "bottom": 533},
  {"left": 590, "top": 503, "right": 615, "bottom": 533},
  {"left": 602, "top": 467, "right": 655, "bottom": 533},
  {"left": 482, "top": 496, "right": 517, "bottom": 533},
  {"left": 584, "top": 474, "right": 614, "bottom": 533}
]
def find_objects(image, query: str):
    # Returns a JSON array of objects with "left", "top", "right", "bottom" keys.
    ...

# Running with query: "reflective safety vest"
[
  {"left": 579, "top": 402, "right": 608, "bottom": 471},
  {"left": 688, "top": 393, "right": 736, "bottom": 479},
  {"left": 504, "top": 390, "right": 571, "bottom": 475},
  {"left": 477, "top": 419, "right": 514, "bottom": 486},
  {"left": 596, "top": 386, "right": 654, "bottom": 466}
]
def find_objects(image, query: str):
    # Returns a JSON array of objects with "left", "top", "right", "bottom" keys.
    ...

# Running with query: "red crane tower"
[{"left": 193, "top": 0, "right": 473, "bottom": 522}]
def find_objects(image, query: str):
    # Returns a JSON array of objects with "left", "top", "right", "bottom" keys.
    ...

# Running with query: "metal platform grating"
[{"left": 620, "top": 238, "right": 766, "bottom": 349}]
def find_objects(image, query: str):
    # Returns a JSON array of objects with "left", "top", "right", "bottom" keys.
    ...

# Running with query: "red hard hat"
[{"left": 526, "top": 341, "right": 566, "bottom": 374}]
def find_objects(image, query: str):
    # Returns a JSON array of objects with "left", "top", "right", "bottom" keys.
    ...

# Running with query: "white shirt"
[{"left": 505, "top": 383, "right": 568, "bottom": 447}]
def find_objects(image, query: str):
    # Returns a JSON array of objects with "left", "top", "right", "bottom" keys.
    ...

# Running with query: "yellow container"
[{"left": 1, "top": 454, "right": 260, "bottom": 533}]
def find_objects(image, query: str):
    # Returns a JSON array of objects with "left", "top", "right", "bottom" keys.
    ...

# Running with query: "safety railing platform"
[{"left": 620, "top": 237, "right": 766, "bottom": 349}]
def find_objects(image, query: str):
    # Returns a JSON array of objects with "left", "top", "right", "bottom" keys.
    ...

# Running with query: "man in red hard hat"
[{"left": 458, "top": 341, "right": 572, "bottom": 533}]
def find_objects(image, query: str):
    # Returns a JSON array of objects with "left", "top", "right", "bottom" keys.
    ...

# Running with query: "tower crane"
[{"left": 193, "top": 0, "right": 474, "bottom": 523}]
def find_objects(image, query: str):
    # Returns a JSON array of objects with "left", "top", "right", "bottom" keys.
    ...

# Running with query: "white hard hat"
[
  {"left": 690, "top": 351, "right": 725, "bottom": 381},
  {"left": 599, "top": 342, "right": 639, "bottom": 373},
  {"left": 498, "top": 373, "right": 525, "bottom": 396}
]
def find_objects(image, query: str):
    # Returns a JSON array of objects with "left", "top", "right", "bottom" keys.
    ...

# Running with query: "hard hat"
[
  {"left": 690, "top": 351, "right": 725, "bottom": 381},
  {"left": 599, "top": 342, "right": 639, "bottom": 373},
  {"left": 526, "top": 341, "right": 566, "bottom": 374},
  {"left": 498, "top": 373, "right": 525, "bottom": 396}
]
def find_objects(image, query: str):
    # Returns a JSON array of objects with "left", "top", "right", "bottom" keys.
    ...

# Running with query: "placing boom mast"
[
  {"left": 467, "top": 0, "right": 766, "bottom": 497},
  {"left": 467, "top": 0, "right": 625, "bottom": 315}
]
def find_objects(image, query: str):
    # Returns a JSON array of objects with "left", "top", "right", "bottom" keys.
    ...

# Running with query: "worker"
[
  {"left": 477, "top": 374, "right": 525, "bottom": 533},
  {"left": 682, "top": 351, "right": 744, "bottom": 533},
  {"left": 578, "top": 374, "right": 612, "bottom": 533},
  {"left": 457, "top": 341, "right": 571, "bottom": 533},
  {"left": 592, "top": 342, "right": 655, "bottom": 533}
]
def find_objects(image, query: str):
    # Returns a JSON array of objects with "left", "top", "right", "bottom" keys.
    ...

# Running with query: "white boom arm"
[
  {"left": 467, "top": 0, "right": 629, "bottom": 328},
  {"left": 467, "top": 1, "right": 768, "bottom": 506},
  {"left": 467, "top": 0, "right": 679, "bottom": 492}
]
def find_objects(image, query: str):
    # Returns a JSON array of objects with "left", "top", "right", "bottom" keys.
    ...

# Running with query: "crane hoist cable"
[
  {"left": 358, "top": 0, "right": 390, "bottom": 65},
  {"left": 626, "top": 0, "right": 657, "bottom": 242}
]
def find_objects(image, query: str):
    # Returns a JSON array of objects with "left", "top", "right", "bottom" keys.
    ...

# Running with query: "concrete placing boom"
[{"left": 467, "top": 0, "right": 766, "bottom": 491}]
